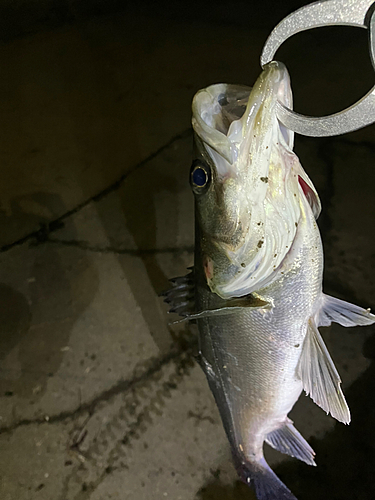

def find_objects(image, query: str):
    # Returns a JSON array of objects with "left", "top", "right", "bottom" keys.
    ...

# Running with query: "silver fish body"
[
  {"left": 163, "top": 62, "right": 375, "bottom": 500},
  {"left": 196, "top": 190, "right": 321, "bottom": 457},
  {"left": 194, "top": 182, "right": 320, "bottom": 499}
]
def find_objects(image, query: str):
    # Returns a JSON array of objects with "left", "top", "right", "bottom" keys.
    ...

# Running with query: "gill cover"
[{"left": 191, "top": 61, "right": 320, "bottom": 298}]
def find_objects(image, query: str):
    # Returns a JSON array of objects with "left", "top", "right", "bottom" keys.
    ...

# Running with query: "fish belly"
[{"left": 199, "top": 308, "right": 305, "bottom": 458}]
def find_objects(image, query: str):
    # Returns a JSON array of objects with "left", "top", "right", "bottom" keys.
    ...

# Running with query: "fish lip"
[
  {"left": 192, "top": 83, "right": 252, "bottom": 165},
  {"left": 192, "top": 85, "right": 234, "bottom": 164}
]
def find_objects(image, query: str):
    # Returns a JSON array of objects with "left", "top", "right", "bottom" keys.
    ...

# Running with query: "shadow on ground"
[
  {"left": 0, "top": 193, "right": 99, "bottom": 401},
  {"left": 198, "top": 478, "right": 256, "bottom": 500}
]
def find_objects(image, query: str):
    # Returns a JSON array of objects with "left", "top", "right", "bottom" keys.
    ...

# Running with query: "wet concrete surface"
[{"left": 0, "top": 2, "right": 375, "bottom": 500}]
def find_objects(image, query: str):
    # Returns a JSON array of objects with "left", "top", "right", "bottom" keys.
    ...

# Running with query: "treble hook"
[{"left": 261, "top": 0, "right": 375, "bottom": 137}]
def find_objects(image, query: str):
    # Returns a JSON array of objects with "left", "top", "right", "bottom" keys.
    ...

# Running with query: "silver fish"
[{"left": 163, "top": 61, "right": 375, "bottom": 500}]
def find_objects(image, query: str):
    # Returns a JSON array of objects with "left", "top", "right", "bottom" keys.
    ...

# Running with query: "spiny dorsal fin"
[
  {"left": 160, "top": 269, "right": 194, "bottom": 317},
  {"left": 297, "top": 319, "right": 350, "bottom": 424},
  {"left": 265, "top": 419, "right": 316, "bottom": 466},
  {"left": 317, "top": 293, "right": 375, "bottom": 327}
]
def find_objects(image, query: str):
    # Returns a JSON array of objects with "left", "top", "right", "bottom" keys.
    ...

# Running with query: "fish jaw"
[{"left": 192, "top": 62, "right": 307, "bottom": 299}]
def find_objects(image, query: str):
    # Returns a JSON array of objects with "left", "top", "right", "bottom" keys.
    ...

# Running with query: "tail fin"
[{"left": 236, "top": 457, "right": 297, "bottom": 500}]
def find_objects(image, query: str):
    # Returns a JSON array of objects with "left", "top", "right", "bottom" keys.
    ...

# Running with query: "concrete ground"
[{"left": 0, "top": 3, "right": 374, "bottom": 500}]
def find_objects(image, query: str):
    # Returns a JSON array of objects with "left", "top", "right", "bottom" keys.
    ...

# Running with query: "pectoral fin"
[
  {"left": 171, "top": 295, "right": 271, "bottom": 324},
  {"left": 297, "top": 319, "right": 350, "bottom": 424},
  {"left": 317, "top": 293, "right": 375, "bottom": 327}
]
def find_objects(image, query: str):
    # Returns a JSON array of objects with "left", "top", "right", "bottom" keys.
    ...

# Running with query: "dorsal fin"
[{"left": 160, "top": 269, "right": 195, "bottom": 317}]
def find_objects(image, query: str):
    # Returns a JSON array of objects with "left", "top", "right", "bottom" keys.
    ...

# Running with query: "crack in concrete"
[
  {"left": 44, "top": 237, "right": 194, "bottom": 256},
  {"left": 0, "top": 338, "right": 197, "bottom": 436},
  {"left": 69, "top": 349, "right": 196, "bottom": 500},
  {"left": 0, "top": 128, "right": 192, "bottom": 254}
]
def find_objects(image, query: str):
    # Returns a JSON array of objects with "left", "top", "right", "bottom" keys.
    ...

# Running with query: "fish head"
[{"left": 191, "top": 61, "right": 320, "bottom": 298}]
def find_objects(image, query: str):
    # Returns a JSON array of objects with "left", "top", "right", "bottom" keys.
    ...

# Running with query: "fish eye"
[
  {"left": 190, "top": 160, "right": 211, "bottom": 193},
  {"left": 192, "top": 166, "right": 207, "bottom": 187}
]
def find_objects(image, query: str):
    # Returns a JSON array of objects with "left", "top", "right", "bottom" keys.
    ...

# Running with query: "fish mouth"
[
  {"left": 192, "top": 62, "right": 294, "bottom": 166},
  {"left": 192, "top": 62, "right": 306, "bottom": 299},
  {"left": 192, "top": 83, "right": 251, "bottom": 167},
  {"left": 193, "top": 83, "right": 251, "bottom": 137}
]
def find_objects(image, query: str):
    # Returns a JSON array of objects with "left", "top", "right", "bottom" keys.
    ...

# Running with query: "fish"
[{"left": 162, "top": 61, "right": 375, "bottom": 500}]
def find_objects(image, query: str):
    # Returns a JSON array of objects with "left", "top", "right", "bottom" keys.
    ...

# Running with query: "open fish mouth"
[{"left": 191, "top": 62, "right": 320, "bottom": 298}]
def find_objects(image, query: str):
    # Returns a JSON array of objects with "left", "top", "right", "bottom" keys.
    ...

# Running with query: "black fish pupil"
[{"left": 192, "top": 167, "right": 207, "bottom": 187}]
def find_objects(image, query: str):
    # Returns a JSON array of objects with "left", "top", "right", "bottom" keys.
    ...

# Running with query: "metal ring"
[{"left": 260, "top": 0, "right": 375, "bottom": 137}]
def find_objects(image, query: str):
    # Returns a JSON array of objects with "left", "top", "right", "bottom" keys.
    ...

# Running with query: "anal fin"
[
  {"left": 297, "top": 319, "right": 350, "bottom": 424},
  {"left": 265, "top": 420, "right": 316, "bottom": 466}
]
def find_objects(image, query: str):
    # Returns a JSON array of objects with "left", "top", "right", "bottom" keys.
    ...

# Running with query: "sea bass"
[{"left": 163, "top": 61, "right": 375, "bottom": 500}]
